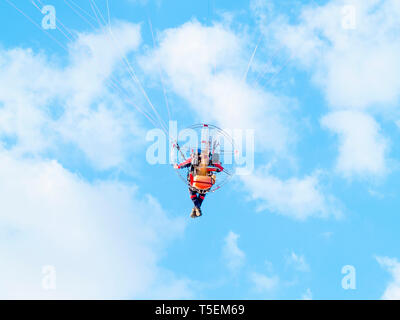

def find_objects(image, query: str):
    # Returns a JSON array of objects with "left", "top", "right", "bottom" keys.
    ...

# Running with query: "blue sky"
[{"left": 0, "top": 0, "right": 400, "bottom": 299}]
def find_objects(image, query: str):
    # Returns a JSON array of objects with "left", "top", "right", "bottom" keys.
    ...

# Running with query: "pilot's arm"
[{"left": 174, "top": 158, "right": 192, "bottom": 169}]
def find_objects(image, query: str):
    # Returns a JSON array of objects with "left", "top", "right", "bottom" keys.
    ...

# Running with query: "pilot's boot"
[
  {"left": 195, "top": 207, "right": 202, "bottom": 217},
  {"left": 190, "top": 207, "right": 197, "bottom": 218}
]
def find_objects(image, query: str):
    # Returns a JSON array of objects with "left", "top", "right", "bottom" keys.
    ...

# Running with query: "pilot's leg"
[
  {"left": 189, "top": 189, "right": 198, "bottom": 206},
  {"left": 189, "top": 189, "right": 198, "bottom": 218},
  {"left": 194, "top": 193, "right": 205, "bottom": 217},
  {"left": 197, "top": 194, "right": 206, "bottom": 208}
]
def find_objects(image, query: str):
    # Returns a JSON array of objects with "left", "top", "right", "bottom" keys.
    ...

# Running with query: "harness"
[{"left": 187, "top": 156, "right": 217, "bottom": 194}]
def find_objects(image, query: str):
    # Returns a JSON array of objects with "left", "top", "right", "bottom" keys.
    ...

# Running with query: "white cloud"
[
  {"left": 0, "top": 22, "right": 196, "bottom": 299},
  {"left": 250, "top": 272, "right": 279, "bottom": 292},
  {"left": 321, "top": 111, "right": 388, "bottom": 178},
  {"left": 0, "top": 22, "right": 145, "bottom": 170},
  {"left": 268, "top": 0, "right": 400, "bottom": 110},
  {"left": 141, "top": 20, "right": 296, "bottom": 155},
  {"left": 242, "top": 168, "right": 340, "bottom": 220},
  {"left": 376, "top": 256, "right": 400, "bottom": 300},
  {"left": 286, "top": 252, "right": 310, "bottom": 272},
  {"left": 0, "top": 153, "right": 192, "bottom": 299},
  {"left": 259, "top": 0, "right": 400, "bottom": 179},
  {"left": 223, "top": 231, "right": 245, "bottom": 273}
]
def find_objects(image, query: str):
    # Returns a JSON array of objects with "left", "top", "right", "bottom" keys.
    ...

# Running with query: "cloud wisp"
[
  {"left": 376, "top": 256, "right": 400, "bottom": 300},
  {"left": 223, "top": 231, "right": 246, "bottom": 273}
]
